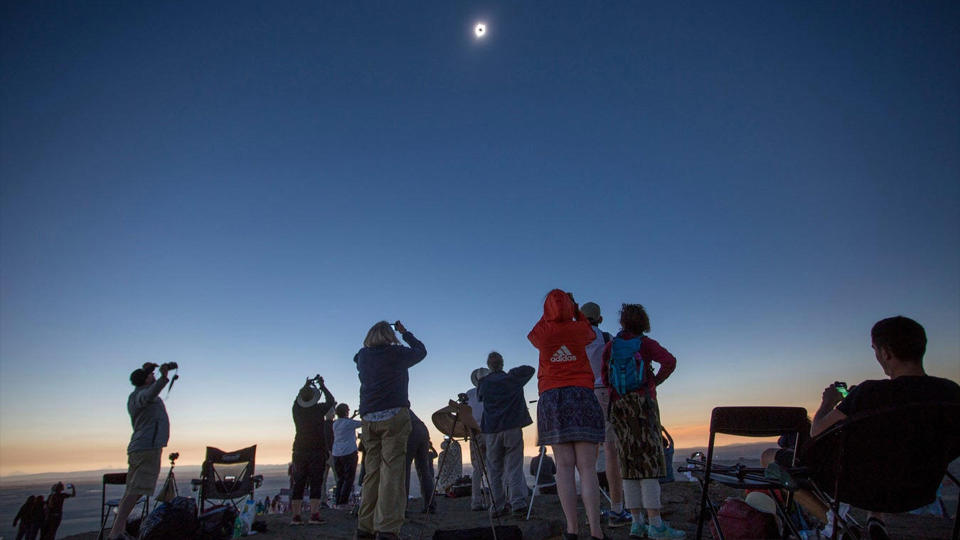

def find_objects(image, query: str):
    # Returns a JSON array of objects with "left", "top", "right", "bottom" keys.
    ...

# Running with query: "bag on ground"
[
  {"left": 139, "top": 496, "right": 199, "bottom": 540},
  {"left": 710, "top": 497, "right": 779, "bottom": 540}
]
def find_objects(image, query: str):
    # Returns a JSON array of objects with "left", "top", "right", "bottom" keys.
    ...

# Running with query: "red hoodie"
[{"left": 527, "top": 289, "right": 597, "bottom": 394}]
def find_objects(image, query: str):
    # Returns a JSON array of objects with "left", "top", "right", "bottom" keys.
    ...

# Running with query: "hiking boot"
[
  {"left": 647, "top": 522, "right": 685, "bottom": 539},
  {"left": 290, "top": 514, "right": 304, "bottom": 525},
  {"left": 629, "top": 520, "right": 648, "bottom": 538},
  {"left": 309, "top": 512, "right": 325, "bottom": 524},
  {"left": 608, "top": 508, "right": 632, "bottom": 528}
]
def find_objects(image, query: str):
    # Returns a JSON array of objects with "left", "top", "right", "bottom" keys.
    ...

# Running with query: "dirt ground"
[{"left": 64, "top": 482, "right": 955, "bottom": 539}]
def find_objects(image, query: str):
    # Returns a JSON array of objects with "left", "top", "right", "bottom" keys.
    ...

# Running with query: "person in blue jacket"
[
  {"left": 478, "top": 351, "right": 535, "bottom": 519},
  {"left": 354, "top": 320, "right": 426, "bottom": 540}
]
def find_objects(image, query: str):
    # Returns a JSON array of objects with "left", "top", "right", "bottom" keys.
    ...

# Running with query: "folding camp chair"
[
  {"left": 800, "top": 401, "right": 960, "bottom": 540},
  {"left": 684, "top": 406, "right": 809, "bottom": 540},
  {"left": 191, "top": 445, "right": 263, "bottom": 514},
  {"left": 98, "top": 473, "right": 149, "bottom": 540}
]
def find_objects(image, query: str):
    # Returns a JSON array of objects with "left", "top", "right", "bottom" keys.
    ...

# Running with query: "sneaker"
[
  {"left": 608, "top": 509, "right": 633, "bottom": 528},
  {"left": 647, "top": 522, "right": 685, "bottom": 539},
  {"left": 309, "top": 512, "right": 325, "bottom": 524},
  {"left": 290, "top": 514, "right": 304, "bottom": 525},
  {"left": 629, "top": 520, "right": 648, "bottom": 538}
]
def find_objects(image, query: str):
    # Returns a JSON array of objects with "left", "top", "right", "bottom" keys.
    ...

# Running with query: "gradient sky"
[{"left": 2, "top": 2, "right": 958, "bottom": 476}]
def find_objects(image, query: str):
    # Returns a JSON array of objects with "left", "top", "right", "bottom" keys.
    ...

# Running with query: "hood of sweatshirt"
[{"left": 542, "top": 289, "right": 575, "bottom": 322}]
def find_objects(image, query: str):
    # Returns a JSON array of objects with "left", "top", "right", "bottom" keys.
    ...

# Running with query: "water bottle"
[{"left": 232, "top": 514, "right": 242, "bottom": 539}]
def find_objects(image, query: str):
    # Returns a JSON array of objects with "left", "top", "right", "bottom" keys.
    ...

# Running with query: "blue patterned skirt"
[{"left": 537, "top": 386, "right": 605, "bottom": 445}]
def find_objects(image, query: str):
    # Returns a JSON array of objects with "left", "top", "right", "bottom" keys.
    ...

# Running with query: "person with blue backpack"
[{"left": 601, "top": 304, "right": 683, "bottom": 539}]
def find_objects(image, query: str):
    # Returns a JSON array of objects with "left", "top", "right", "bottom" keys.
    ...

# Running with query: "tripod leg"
[{"left": 526, "top": 445, "right": 546, "bottom": 520}]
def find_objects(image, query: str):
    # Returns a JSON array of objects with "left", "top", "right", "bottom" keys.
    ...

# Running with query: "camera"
[
  {"left": 169, "top": 452, "right": 180, "bottom": 462},
  {"left": 307, "top": 374, "right": 324, "bottom": 387},
  {"left": 834, "top": 381, "right": 849, "bottom": 398},
  {"left": 457, "top": 392, "right": 469, "bottom": 404},
  {"left": 142, "top": 362, "right": 179, "bottom": 373}
]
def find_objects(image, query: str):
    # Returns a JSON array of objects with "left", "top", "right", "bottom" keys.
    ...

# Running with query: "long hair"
[{"left": 364, "top": 321, "right": 399, "bottom": 348}]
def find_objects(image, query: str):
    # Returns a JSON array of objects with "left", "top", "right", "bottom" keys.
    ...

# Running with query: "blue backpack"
[{"left": 608, "top": 337, "right": 644, "bottom": 395}]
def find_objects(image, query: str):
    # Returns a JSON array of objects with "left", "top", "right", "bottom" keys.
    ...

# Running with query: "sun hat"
[
  {"left": 470, "top": 367, "right": 491, "bottom": 387},
  {"left": 580, "top": 302, "right": 601, "bottom": 322},
  {"left": 744, "top": 491, "right": 781, "bottom": 530},
  {"left": 296, "top": 385, "right": 321, "bottom": 408}
]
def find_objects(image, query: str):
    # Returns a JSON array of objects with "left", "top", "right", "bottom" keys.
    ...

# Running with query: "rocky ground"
[{"left": 64, "top": 482, "right": 955, "bottom": 539}]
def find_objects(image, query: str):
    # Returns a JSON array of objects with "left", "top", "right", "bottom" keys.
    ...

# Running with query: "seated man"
[{"left": 765, "top": 316, "right": 960, "bottom": 539}]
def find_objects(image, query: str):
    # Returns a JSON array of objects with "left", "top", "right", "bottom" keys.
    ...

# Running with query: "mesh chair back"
[
  {"left": 201, "top": 445, "right": 257, "bottom": 501},
  {"left": 803, "top": 401, "right": 960, "bottom": 513}
]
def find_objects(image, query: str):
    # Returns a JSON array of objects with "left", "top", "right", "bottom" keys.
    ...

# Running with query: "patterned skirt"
[
  {"left": 609, "top": 392, "right": 666, "bottom": 479},
  {"left": 537, "top": 386, "right": 605, "bottom": 445}
]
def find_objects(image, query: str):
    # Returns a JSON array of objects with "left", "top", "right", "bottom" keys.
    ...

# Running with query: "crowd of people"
[
  {"left": 100, "top": 289, "right": 958, "bottom": 540},
  {"left": 11, "top": 482, "right": 75, "bottom": 540}
]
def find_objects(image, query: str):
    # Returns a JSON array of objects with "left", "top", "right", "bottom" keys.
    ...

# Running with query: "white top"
[
  {"left": 585, "top": 324, "right": 607, "bottom": 387},
  {"left": 332, "top": 418, "right": 362, "bottom": 457},
  {"left": 466, "top": 387, "right": 484, "bottom": 425}
]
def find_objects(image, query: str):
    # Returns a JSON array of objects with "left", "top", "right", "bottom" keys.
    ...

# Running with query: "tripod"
[
  {"left": 155, "top": 452, "right": 180, "bottom": 506},
  {"left": 424, "top": 401, "right": 499, "bottom": 540}
]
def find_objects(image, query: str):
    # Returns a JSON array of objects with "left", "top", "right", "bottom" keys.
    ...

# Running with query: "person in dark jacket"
[
  {"left": 354, "top": 320, "right": 426, "bottom": 540},
  {"left": 26, "top": 495, "right": 45, "bottom": 540},
  {"left": 478, "top": 351, "right": 535, "bottom": 518},
  {"left": 291, "top": 375, "right": 335, "bottom": 525},
  {"left": 108, "top": 362, "right": 172, "bottom": 540},
  {"left": 40, "top": 482, "right": 75, "bottom": 540},
  {"left": 404, "top": 410, "right": 436, "bottom": 513},
  {"left": 13, "top": 495, "right": 34, "bottom": 540}
]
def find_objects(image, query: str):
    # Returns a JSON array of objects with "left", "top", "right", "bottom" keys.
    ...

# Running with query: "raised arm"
[
  {"left": 133, "top": 372, "right": 170, "bottom": 408},
  {"left": 508, "top": 365, "right": 535, "bottom": 386},
  {"left": 399, "top": 331, "right": 427, "bottom": 367}
]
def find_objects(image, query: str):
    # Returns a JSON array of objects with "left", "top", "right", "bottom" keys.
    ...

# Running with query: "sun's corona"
[{"left": 474, "top": 23, "right": 486, "bottom": 38}]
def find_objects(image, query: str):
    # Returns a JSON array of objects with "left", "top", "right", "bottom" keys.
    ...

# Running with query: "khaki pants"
[{"left": 358, "top": 409, "right": 412, "bottom": 535}]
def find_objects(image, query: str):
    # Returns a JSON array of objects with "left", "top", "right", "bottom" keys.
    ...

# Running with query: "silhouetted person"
[
  {"left": 26, "top": 495, "right": 45, "bottom": 540},
  {"left": 108, "top": 362, "right": 172, "bottom": 540},
  {"left": 290, "top": 375, "right": 335, "bottom": 525},
  {"left": 405, "top": 410, "right": 436, "bottom": 513},
  {"left": 40, "top": 482, "right": 75, "bottom": 540},
  {"left": 13, "top": 495, "right": 35, "bottom": 540}
]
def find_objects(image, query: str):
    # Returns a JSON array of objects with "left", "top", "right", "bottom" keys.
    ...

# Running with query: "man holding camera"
[{"left": 107, "top": 362, "right": 174, "bottom": 540}]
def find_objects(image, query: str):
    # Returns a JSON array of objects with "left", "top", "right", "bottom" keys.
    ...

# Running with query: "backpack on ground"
[
  {"left": 138, "top": 496, "right": 199, "bottom": 540},
  {"left": 710, "top": 497, "right": 779, "bottom": 540},
  {"left": 608, "top": 337, "right": 644, "bottom": 395}
]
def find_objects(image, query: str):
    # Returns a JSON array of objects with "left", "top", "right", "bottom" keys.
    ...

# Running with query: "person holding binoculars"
[{"left": 107, "top": 361, "right": 178, "bottom": 540}]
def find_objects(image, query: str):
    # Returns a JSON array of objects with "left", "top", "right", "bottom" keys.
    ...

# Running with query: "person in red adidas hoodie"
[{"left": 528, "top": 289, "right": 608, "bottom": 540}]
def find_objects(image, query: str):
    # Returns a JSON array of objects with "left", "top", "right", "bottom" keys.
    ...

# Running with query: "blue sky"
[{"left": 1, "top": 1, "right": 958, "bottom": 474}]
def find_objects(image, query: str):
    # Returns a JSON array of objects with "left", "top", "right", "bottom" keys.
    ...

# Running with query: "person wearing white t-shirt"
[{"left": 332, "top": 403, "right": 362, "bottom": 508}]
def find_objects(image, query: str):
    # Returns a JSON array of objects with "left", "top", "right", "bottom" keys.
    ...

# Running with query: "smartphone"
[{"left": 834, "top": 381, "right": 849, "bottom": 398}]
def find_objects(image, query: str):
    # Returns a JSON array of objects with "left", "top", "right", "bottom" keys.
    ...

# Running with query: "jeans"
[
  {"left": 333, "top": 451, "right": 358, "bottom": 505},
  {"left": 358, "top": 408, "right": 412, "bottom": 535},
  {"left": 484, "top": 427, "right": 527, "bottom": 511},
  {"left": 405, "top": 440, "right": 435, "bottom": 510}
]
